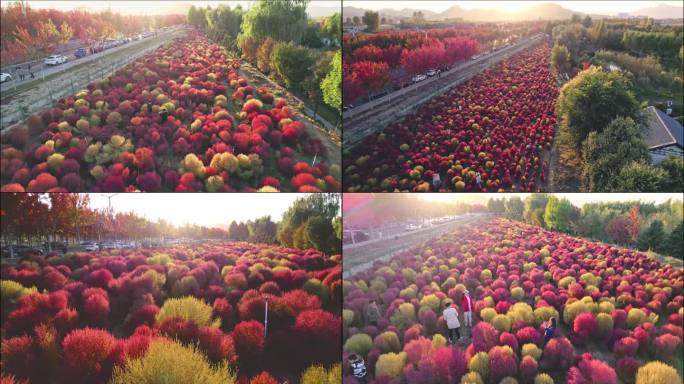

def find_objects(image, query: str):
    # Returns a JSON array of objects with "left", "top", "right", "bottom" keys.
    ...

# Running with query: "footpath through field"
[
  {"left": 343, "top": 213, "right": 491, "bottom": 278},
  {"left": 0, "top": 27, "right": 188, "bottom": 132},
  {"left": 343, "top": 34, "right": 546, "bottom": 149}
]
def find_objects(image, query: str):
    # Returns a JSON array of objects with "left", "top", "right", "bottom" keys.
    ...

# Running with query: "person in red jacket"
[{"left": 462, "top": 289, "right": 474, "bottom": 329}]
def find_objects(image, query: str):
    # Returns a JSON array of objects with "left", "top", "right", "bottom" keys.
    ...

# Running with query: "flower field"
[
  {"left": 1, "top": 32, "right": 341, "bottom": 192},
  {"left": 342, "top": 218, "right": 684, "bottom": 383},
  {"left": 344, "top": 43, "right": 558, "bottom": 192},
  {"left": 1, "top": 242, "right": 341, "bottom": 383}
]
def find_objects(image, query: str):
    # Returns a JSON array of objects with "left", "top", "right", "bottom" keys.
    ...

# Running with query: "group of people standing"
[{"left": 348, "top": 289, "right": 560, "bottom": 382}]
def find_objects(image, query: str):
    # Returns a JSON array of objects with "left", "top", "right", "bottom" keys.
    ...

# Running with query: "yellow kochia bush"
[
  {"left": 469, "top": 352, "right": 490, "bottom": 381},
  {"left": 491, "top": 314, "right": 512, "bottom": 332},
  {"left": 156, "top": 296, "right": 220, "bottom": 327},
  {"left": 521, "top": 343, "right": 542, "bottom": 360},
  {"left": 375, "top": 352, "right": 406, "bottom": 379},
  {"left": 635, "top": 361, "right": 682, "bottom": 384},
  {"left": 110, "top": 339, "right": 235, "bottom": 384},
  {"left": 507, "top": 302, "right": 534, "bottom": 326},
  {"left": 534, "top": 373, "right": 554, "bottom": 384},
  {"left": 534, "top": 306, "right": 559, "bottom": 327},
  {"left": 460, "top": 372, "right": 484, "bottom": 384},
  {"left": 480, "top": 307, "right": 497, "bottom": 323}
]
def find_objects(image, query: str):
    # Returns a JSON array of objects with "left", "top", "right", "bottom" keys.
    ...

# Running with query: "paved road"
[
  {"left": 343, "top": 213, "right": 490, "bottom": 278},
  {"left": 343, "top": 34, "right": 546, "bottom": 149},
  {"left": 0, "top": 28, "right": 178, "bottom": 93}
]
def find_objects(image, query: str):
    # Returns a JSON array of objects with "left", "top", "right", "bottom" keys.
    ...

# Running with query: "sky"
[
  {"left": 1, "top": 1, "right": 340, "bottom": 16},
  {"left": 418, "top": 193, "right": 684, "bottom": 207},
  {"left": 87, "top": 193, "right": 310, "bottom": 228},
  {"left": 344, "top": 1, "right": 682, "bottom": 15}
]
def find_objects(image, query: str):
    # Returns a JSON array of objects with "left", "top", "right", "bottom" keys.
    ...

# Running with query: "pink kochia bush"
[
  {"left": 1, "top": 242, "right": 341, "bottom": 382},
  {"left": 342, "top": 218, "right": 684, "bottom": 382}
]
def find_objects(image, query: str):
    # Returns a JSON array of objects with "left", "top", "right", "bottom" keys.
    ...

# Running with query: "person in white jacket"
[{"left": 442, "top": 304, "right": 461, "bottom": 344}]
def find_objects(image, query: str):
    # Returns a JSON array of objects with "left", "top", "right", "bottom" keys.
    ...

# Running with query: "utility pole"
[{"left": 103, "top": 194, "right": 118, "bottom": 241}]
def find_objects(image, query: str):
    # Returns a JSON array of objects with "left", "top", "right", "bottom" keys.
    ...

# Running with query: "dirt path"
[{"left": 0, "top": 28, "right": 188, "bottom": 132}]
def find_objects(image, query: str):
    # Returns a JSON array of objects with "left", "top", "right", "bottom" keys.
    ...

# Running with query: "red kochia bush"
[
  {"left": 519, "top": 355, "right": 539, "bottom": 382},
  {"left": 86, "top": 268, "right": 113, "bottom": 288},
  {"left": 197, "top": 325, "right": 238, "bottom": 365},
  {"left": 62, "top": 328, "right": 122, "bottom": 382},
  {"left": 432, "top": 345, "right": 467, "bottom": 383},
  {"left": 250, "top": 372, "right": 279, "bottom": 384},
  {"left": 543, "top": 337, "right": 574, "bottom": 370},
  {"left": 232, "top": 320, "right": 265, "bottom": 362},
  {"left": 280, "top": 289, "right": 322, "bottom": 315},
  {"left": 573, "top": 312, "right": 598, "bottom": 344},
  {"left": 489, "top": 345, "right": 518, "bottom": 383},
  {"left": 82, "top": 287, "right": 110, "bottom": 325},
  {"left": 0, "top": 336, "right": 36, "bottom": 380},
  {"left": 652, "top": 333, "right": 682, "bottom": 360},
  {"left": 123, "top": 304, "right": 160, "bottom": 334},
  {"left": 213, "top": 297, "right": 234, "bottom": 327},
  {"left": 472, "top": 321, "right": 499, "bottom": 352},
  {"left": 613, "top": 336, "right": 639, "bottom": 357},
  {"left": 616, "top": 356, "right": 639, "bottom": 384},
  {"left": 567, "top": 355, "right": 618, "bottom": 384},
  {"left": 516, "top": 326, "right": 541, "bottom": 346},
  {"left": 294, "top": 309, "right": 341, "bottom": 366}
]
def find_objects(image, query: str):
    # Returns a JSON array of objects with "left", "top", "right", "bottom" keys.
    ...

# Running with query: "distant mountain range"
[{"left": 343, "top": 2, "right": 684, "bottom": 22}]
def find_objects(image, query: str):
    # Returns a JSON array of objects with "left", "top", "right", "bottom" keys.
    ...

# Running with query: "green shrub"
[
  {"left": 480, "top": 307, "right": 497, "bottom": 323},
  {"left": 390, "top": 302, "right": 416, "bottom": 331},
  {"left": 469, "top": 352, "right": 490, "bottom": 381},
  {"left": 534, "top": 373, "right": 554, "bottom": 384},
  {"left": 110, "top": 339, "right": 235, "bottom": 384},
  {"left": 343, "top": 333, "right": 373, "bottom": 357},
  {"left": 1, "top": 279, "right": 36, "bottom": 320},
  {"left": 148, "top": 252, "right": 171, "bottom": 266},
  {"left": 460, "top": 372, "right": 484, "bottom": 384},
  {"left": 374, "top": 331, "right": 401, "bottom": 353},
  {"left": 492, "top": 314, "right": 512, "bottom": 332},
  {"left": 521, "top": 343, "right": 542, "bottom": 361},
  {"left": 375, "top": 352, "right": 406, "bottom": 379},
  {"left": 156, "top": 296, "right": 220, "bottom": 327}
]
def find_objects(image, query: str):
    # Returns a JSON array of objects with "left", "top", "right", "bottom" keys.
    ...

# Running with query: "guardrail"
[
  {"left": 342, "top": 34, "right": 546, "bottom": 148},
  {"left": 0, "top": 31, "right": 184, "bottom": 132}
]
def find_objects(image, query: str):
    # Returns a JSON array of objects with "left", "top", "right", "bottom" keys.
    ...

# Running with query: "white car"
[
  {"left": 44, "top": 55, "right": 67, "bottom": 65},
  {"left": 0, "top": 73, "right": 11, "bottom": 83},
  {"left": 412, "top": 74, "right": 427, "bottom": 83},
  {"left": 80, "top": 241, "right": 99, "bottom": 251},
  {"left": 426, "top": 69, "right": 441, "bottom": 77}
]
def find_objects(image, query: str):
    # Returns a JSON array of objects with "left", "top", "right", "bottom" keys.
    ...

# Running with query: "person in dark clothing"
[
  {"left": 159, "top": 107, "right": 168, "bottom": 123},
  {"left": 542, "top": 317, "right": 557, "bottom": 348},
  {"left": 365, "top": 300, "right": 380, "bottom": 327},
  {"left": 348, "top": 353, "right": 368, "bottom": 383},
  {"left": 30, "top": 72, "right": 34, "bottom": 79}
]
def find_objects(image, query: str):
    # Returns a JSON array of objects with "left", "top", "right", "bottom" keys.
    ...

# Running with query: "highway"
[{"left": 343, "top": 34, "right": 547, "bottom": 149}]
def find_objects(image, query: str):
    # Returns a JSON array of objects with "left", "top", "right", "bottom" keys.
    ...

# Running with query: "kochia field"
[
  {"left": 342, "top": 219, "right": 683, "bottom": 383},
  {"left": 1, "top": 242, "right": 341, "bottom": 383}
]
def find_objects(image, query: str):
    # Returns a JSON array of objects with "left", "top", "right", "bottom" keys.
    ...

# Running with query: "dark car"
[
  {"left": 43, "top": 241, "right": 67, "bottom": 253},
  {"left": 75, "top": 47, "right": 87, "bottom": 58},
  {"left": 1, "top": 245, "right": 45, "bottom": 258}
]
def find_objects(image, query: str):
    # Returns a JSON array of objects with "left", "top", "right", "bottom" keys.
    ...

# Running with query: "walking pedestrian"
[
  {"left": 159, "top": 107, "right": 169, "bottom": 123},
  {"left": 461, "top": 289, "right": 474, "bottom": 329},
  {"left": 443, "top": 304, "right": 461, "bottom": 344},
  {"left": 541, "top": 317, "right": 557, "bottom": 348},
  {"left": 365, "top": 300, "right": 380, "bottom": 327},
  {"left": 30, "top": 72, "right": 34, "bottom": 79},
  {"left": 348, "top": 354, "right": 368, "bottom": 383},
  {"left": 475, "top": 171, "right": 482, "bottom": 190}
]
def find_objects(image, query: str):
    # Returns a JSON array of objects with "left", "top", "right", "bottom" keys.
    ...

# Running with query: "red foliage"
[
  {"left": 573, "top": 312, "right": 598, "bottom": 343},
  {"left": 0, "top": 336, "right": 35, "bottom": 380},
  {"left": 86, "top": 268, "right": 113, "bottom": 288},
  {"left": 520, "top": 355, "right": 538, "bottom": 383},
  {"left": 516, "top": 326, "right": 541, "bottom": 346},
  {"left": 432, "top": 345, "right": 467, "bottom": 383},
  {"left": 213, "top": 298, "right": 234, "bottom": 326},
  {"left": 489, "top": 345, "right": 518, "bottom": 383},
  {"left": 543, "top": 337, "right": 574, "bottom": 370},
  {"left": 613, "top": 336, "right": 639, "bottom": 357},
  {"left": 652, "top": 333, "right": 681, "bottom": 360},
  {"left": 567, "top": 356, "right": 617, "bottom": 384},
  {"left": 197, "top": 326, "right": 238, "bottom": 365},
  {"left": 62, "top": 328, "right": 120, "bottom": 382},
  {"left": 349, "top": 61, "right": 390, "bottom": 92},
  {"left": 616, "top": 356, "right": 639, "bottom": 384},
  {"left": 123, "top": 304, "right": 159, "bottom": 334},
  {"left": 280, "top": 289, "right": 322, "bottom": 315},
  {"left": 27, "top": 172, "right": 58, "bottom": 192},
  {"left": 293, "top": 309, "right": 341, "bottom": 366},
  {"left": 232, "top": 320, "right": 265, "bottom": 360},
  {"left": 472, "top": 321, "right": 499, "bottom": 352},
  {"left": 250, "top": 372, "right": 279, "bottom": 384}
]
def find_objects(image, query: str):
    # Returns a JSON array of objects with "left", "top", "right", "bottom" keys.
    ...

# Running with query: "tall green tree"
[
  {"left": 302, "top": 50, "right": 334, "bottom": 119},
  {"left": 504, "top": 197, "right": 524, "bottom": 221},
  {"left": 663, "top": 221, "right": 683, "bottom": 258},
  {"left": 544, "top": 196, "right": 576, "bottom": 233},
  {"left": 271, "top": 42, "right": 314, "bottom": 92},
  {"left": 322, "top": 13, "right": 341, "bottom": 46},
  {"left": 277, "top": 194, "right": 340, "bottom": 254},
  {"left": 187, "top": 5, "right": 208, "bottom": 28},
  {"left": 637, "top": 220, "right": 666, "bottom": 252},
  {"left": 581, "top": 117, "right": 650, "bottom": 191},
  {"left": 556, "top": 66, "right": 639, "bottom": 147},
  {"left": 241, "top": 0, "right": 309, "bottom": 44},
  {"left": 613, "top": 161, "right": 668, "bottom": 192},
  {"left": 321, "top": 50, "right": 342, "bottom": 115},
  {"left": 550, "top": 43, "right": 571, "bottom": 73},
  {"left": 523, "top": 194, "right": 548, "bottom": 227},
  {"left": 362, "top": 11, "right": 379, "bottom": 33},
  {"left": 247, "top": 216, "right": 277, "bottom": 244}
]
